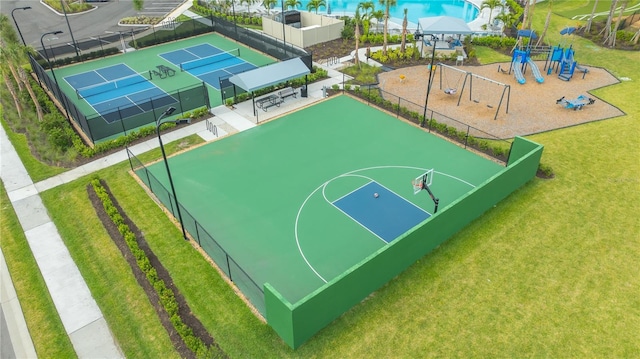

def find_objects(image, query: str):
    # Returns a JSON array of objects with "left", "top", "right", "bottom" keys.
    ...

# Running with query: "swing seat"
[{"left": 444, "top": 88, "right": 457, "bottom": 95}]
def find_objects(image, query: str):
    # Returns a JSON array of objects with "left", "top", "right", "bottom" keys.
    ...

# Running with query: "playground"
[{"left": 378, "top": 61, "right": 624, "bottom": 139}]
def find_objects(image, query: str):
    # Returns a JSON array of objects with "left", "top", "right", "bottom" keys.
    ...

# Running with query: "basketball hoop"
[{"left": 412, "top": 179, "right": 424, "bottom": 193}]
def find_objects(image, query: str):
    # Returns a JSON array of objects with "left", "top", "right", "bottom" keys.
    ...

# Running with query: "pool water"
[{"left": 298, "top": 0, "right": 479, "bottom": 24}]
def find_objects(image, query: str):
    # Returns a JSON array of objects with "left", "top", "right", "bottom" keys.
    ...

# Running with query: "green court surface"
[
  {"left": 141, "top": 95, "right": 505, "bottom": 304},
  {"left": 52, "top": 34, "right": 274, "bottom": 113}
]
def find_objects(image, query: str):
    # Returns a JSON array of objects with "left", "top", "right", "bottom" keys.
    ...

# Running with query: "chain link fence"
[{"left": 127, "top": 149, "right": 266, "bottom": 315}]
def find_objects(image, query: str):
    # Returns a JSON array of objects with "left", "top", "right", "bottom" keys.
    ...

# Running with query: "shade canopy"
[
  {"left": 417, "top": 16, "right": 474, "bottom": 35},
  {"left": 229, "top": 58, "right": 310, "bottom": 93},
  {"left": 517, "top": 29, "right": 538, "bottom": 39}
]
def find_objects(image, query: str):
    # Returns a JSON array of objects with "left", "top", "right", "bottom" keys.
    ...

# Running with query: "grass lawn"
[
  {"left": 0, "top": 183, "right": 76, "bottom": 358},
  {"left": 553, "top": 0, "right": 640, "bottom": 20},
  {"left": 1, "top": 1, "right": 639, "bottom": 356}
]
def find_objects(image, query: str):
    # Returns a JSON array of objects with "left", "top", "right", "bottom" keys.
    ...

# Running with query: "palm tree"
[
  {"left": 372, "top": 10, "right": 384, "bottom": 33},
  {"left": 536, "top": 0, "right": 552, "bottom": 47},
  {"left": 606, "top": 0, "right": 629, "bottom": 47},
  {"left": 354, "top": 7, "right": 361, "bottom": 66},
  {"left": 240, "top": 0, "right": 256, "bottom": 14},
  {"left": 521, "top": 0, "right": 532, "bottom": 30},
  {"left": 285, "top": 0, "right": 301, "bottom": 10},
  {"left": 357, "top": 1, "right": 373, "bottom": 35},
  {"left": 495, "top": 12, "right": 518, "bottom": 30},
  {"left": 360, "top": 1, "right": 375, "bottom": 18},
  {"left": 480, "top": 0, "right": 501, "bottom": 28},
  {"left": 262, "top": 0, "right": 277, "bottom": 14},
  {"left": 0, "top": 48, "right": 22, "bottom": 118},
  {"left": 400, "top": 8, "right": 408, "bottom": 53},
  {"left": 584, "top": 0, "right": 599, "bottom": 33},
  {"left": 599, "top": 0, "right": 618, "bottom": 39},
  {"left": 306, "top": 0, "right": 326, "bottom": 14},
  {"left": 378, "top": 0, "right": 397, "bottom": 56}
]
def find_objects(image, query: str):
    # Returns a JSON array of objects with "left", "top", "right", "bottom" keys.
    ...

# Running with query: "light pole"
[
  {"left": 60, "top": 0, "right": 81, "bottom": 61},
  {"left": 155, "top": 107, "right": 188, "bottom": 241},
  {"left": 40, "top": 30, "right": 70, "bottom": 119},
  {"left": 422, "top": 34, "right": 437, "bottom": 127},
  {"left": 11, "top": 6, "right": 31, "bottom": 46}
]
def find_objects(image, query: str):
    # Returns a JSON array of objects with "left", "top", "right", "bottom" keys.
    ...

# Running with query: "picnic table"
[{"left": 256, "top": 94, "right": 282, "bottom": 111}]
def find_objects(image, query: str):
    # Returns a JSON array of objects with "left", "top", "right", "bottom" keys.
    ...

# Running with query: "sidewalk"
[{"left": 1, "top": 53, "right": 344, "bottom": 357}]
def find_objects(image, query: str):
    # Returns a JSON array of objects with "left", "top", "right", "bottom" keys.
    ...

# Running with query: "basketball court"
[{"left": 136, "top": 96, "right": 505, "bottom": 305}]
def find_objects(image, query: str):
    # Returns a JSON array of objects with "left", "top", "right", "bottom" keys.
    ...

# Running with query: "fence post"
[
  {"left": 226, "top": 254, "right": 233, "bottom": 281},
  {"left": 465, "top": 126, "right": 470, "bottom": 148},
  {"left": 397, "top": 97, "right": 401, "bottom": 118}
]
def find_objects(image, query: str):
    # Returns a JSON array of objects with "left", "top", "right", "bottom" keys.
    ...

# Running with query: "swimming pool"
[{"left": 299, "top": 0, "right": 479, "bottom": 24}]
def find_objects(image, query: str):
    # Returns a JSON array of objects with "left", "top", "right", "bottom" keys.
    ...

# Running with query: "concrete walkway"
[{"left": 0, "top": 51, "right": 343, "bottom": 356}]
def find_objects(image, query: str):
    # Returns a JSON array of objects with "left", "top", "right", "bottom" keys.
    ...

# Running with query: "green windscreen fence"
[
  {"left": 127, "top": 149, "right": 266, "bottom": 315},
  {"left": 265, "top": 136, "right": 543, "bottom": 349}
]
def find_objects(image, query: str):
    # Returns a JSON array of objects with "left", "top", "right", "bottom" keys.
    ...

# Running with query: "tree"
[
  {"left": 480, "top": 0, "right": 501, "bottom": 29},
  {"left": 354, "top": 7, "right": 361, "bottom": 66},
  {"left": 378, "top": 0, "right": 397, "bottom": 55},
  {"left": 0, "top": 47, "right": 22, "bottom": 118},
  {"left": 521, "top": 0, "right": 532, "bottom": 30},
  {"left": 285, "top": 0, "right": 301, "bottom": 10},
  {"left": 400, "top": 8, "right": 408, "bottom": 53},
  {"left": 358, "top": 1, "right": 375, "bottom": 35},
  {"left": 240, "top": 0, "right": 256, "bottom": 14},
  {"left": 371, "top": 10, "right": 384, "bottom": 33},
  {"left": 584, "top": 0, "right": 600, "bottom": 33},
  {"left": 606, "top": 0, "right": 629, "bottom": 47},
  {"left": 306, "top": 0, "right": 326, "bottom": 14},
  {"left": 0, "top": 15, "right": 42, "bottom": 121},
  {"left": 262, "top": 0, "right": 277, "bottom": 14},
  {"left": 495, "top": 12, "right": 518, "bottom": 31},
  {"left": 525, "top": 0, "right": 537, "bottom": 30},
  {"left": 536, "top": 0, "right": 552, "bottom": 47},
  {"left": 599, "top": 0, "right": 618, "bottom": 39}
]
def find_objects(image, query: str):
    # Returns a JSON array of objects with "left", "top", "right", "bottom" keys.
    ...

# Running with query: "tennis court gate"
[{"left": 29, "top": 54, "right": 211, "bottom": 145}]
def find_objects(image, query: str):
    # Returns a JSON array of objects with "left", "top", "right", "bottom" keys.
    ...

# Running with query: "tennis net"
[
  {"left": 179, "top": 48, "right": 241, "bottom": 72},
  {"left": 76, "top": 71, "right": 152, "bottom": 99}
]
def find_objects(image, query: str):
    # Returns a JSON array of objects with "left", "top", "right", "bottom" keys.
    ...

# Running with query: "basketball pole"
[{"left": 421, "top": 176, "right": 439, "bottom": 213}]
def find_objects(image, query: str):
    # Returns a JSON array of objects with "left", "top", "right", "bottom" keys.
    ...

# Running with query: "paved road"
[{"left": 0, "top": 0, "right": 185, "bottom": 49}]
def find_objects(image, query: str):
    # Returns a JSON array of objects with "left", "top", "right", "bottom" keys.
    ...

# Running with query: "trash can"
[{"left": 300, "top": 85, "right": 308, "bottom": 98}]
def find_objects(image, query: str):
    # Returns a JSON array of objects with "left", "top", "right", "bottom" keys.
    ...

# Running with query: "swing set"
[{"left": 436, "top": 63, "right": 511, "bottom": 121}]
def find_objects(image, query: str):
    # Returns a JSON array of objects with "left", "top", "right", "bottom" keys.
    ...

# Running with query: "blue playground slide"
[
  {"left": 512, "top": 60, "right": 526, "bottom": 84},
  {"left": 527, "top": 58, "right": 544, "bottom": 83}
]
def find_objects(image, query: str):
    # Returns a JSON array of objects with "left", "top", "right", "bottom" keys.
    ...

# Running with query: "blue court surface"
[
  {"left": 333, "top": 181, "right": 431, "bottom": 243},
  {"left": 159, "top": 43, "right": 257, "bottom": 90},
  {"left": 64, "top": 63, "right": 176, "bottom": 123}
]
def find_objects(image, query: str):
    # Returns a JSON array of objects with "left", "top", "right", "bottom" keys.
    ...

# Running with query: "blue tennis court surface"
[
  {"left": 159, "top": 43, "right": 257, "bottom": 90},
  {"left": 333, "top": 181, "right": 431, "bottom": 243},
  {"left": 64, "top": 63, "right": 176, "bottom": 123}
]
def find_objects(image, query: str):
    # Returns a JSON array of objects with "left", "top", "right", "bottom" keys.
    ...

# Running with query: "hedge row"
[
  {"left": 191, "top": 2, "right": 262, "bottom": 27},
  {"left": 90, "top": 179, "right": 221, "bottom": 358}
]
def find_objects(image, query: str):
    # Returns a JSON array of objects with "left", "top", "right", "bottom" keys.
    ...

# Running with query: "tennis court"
[
  {"left": 159, "top": 43, "right": 257, "bottom": 90},
  {"left": 137, "top": 96, "right": 505, "bottom": 303},
  {"left": 64, "top": 63, "right": 177, "bottom": 123}
]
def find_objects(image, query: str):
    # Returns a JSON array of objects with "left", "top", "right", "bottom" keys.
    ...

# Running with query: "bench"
[
  {"left": 256, "top": 95, "right": 282, "bottom": 111},
  {"left": 278, "top": 87, "right": 297, "bottom": 100}
]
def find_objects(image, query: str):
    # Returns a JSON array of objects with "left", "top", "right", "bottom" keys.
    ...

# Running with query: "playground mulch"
[{"left": 378, "top": 62, "right": 624, "bottom": 139}]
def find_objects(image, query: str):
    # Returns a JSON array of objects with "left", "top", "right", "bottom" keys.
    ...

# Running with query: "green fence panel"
[{"left": 265, "top": 136, "right": 543, "bottom": 348}]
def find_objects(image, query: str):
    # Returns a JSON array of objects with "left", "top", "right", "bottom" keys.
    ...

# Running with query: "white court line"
[
  {"left": 295, "top": 165, "right": 477, "bottom": 283},
  {"left": 324, "top": 175, "right": 388, "bottom": 244}
]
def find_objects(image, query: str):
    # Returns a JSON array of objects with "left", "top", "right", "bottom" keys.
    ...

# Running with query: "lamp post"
[
  {"left": 40, "top": 30, "right": 70, "bottom": 119},
  {"left": 155, "top": 107, "right": 188, "bottom": 241},
  {"left": 422, "top": 34, "right": 437, "bottom": 127},
  {"left": 281, "top": 0, "right": 287, "bottom": 55},
  {"left": 60, "top": 0, "right": 81, "bottom": 61},
  {"left": 11, "top": 6, "right": 31, "bottom": 46}
]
